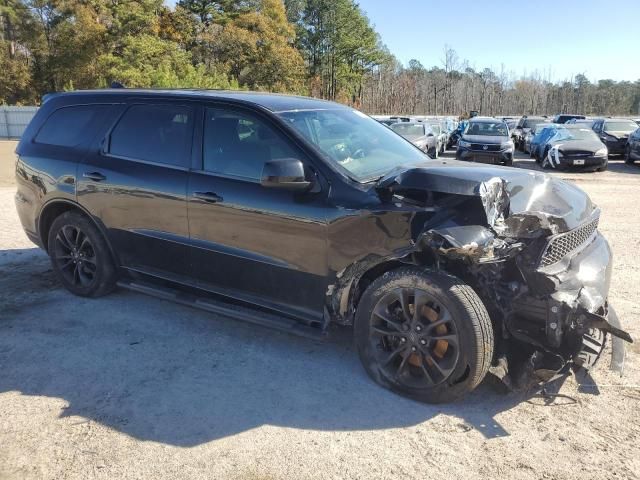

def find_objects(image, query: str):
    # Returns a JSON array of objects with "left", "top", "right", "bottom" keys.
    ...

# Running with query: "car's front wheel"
[
  {"left": 48, "top": 211, "right": 118, "bottom": 297},
  {"left": 354, "top": 267, "right": 494, "bottom": 403}
]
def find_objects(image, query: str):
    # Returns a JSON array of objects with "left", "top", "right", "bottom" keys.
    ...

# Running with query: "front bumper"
[
  {"left": 456, "top": 147, "right": 513, "bottom": 164},
  {"left": 547, "top": 151, "right": 608, "bottom": 169},
  {"left": 513, "top": 231, "right": 631, "bottom": 367},
  {"left": 604, "top": 139, "right": 628, "bottom": 155}
]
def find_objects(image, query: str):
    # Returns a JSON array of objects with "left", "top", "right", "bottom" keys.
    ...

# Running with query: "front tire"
[
  {"left": 48, "top": 211, "right": 118, "bottom": 297},
  {"left": 354, "top": 267, "right": 494, "bottom": 403}
]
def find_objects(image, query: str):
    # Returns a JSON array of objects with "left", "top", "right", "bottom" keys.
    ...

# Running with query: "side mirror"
[
  {"left": 427, "top": 133, "right": 434, "bottom": 137},
  {"left": 261, "top": 158, "right": 312, "bottom": 191}
]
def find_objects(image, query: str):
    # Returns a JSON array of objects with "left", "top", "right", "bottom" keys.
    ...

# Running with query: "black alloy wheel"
[
  {"left": 48, "top": 211, "right": 118, "bottom": 297},
  {"left": 355, "top": 267, "right": 493, "bottom": 403},
  {"left": 53, "top": 224, "right": 98, "bottom": 288},
  {"left": 369, "top": 287, "right": 460, "bottom": 388}
]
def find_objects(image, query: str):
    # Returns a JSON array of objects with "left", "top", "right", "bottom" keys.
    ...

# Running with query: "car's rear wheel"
[
  {"left": 48, "top": 211, "right": 118, "bottom": 297},
  {"left": 354, "top": 267, "right": 494, "bottom": 403}
]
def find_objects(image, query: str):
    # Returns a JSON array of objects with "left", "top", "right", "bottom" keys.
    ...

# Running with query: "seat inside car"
[{"left": 204, "top": 116, "right": 271, "bottom": 179}]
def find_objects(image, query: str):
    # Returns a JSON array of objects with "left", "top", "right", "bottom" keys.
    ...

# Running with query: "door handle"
[
  {"left": 83, "top": 171, "right": 106, "bottom": 182},
  {"left": 193, "top": 191, "right": 223, "bottom": 203}
]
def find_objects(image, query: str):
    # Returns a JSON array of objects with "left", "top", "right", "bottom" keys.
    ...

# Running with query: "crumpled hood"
[
  {"left": 376, "top": 159, "right": 595, "bottom": 237},
  {"left": 554, "top": 139, "right": 604, "bottom": 153}
]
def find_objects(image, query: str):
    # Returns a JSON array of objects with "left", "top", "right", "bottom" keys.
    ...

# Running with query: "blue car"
[{"left": 530, "top": 124, "right": 561, "bottom": 162}]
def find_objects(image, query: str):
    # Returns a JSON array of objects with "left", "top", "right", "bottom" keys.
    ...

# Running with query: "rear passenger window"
[
  {"left": 108, "top": 104, "right": 193, "bottom": 167},
  {"left": 35, "top": 105, "right": 108, "bottom": 147},
  {"left": 203, "top": 108, "right": 297, "bottom": 180}
]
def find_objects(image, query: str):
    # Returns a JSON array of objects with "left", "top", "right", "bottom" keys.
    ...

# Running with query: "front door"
[
  {"left": 78, "top": 102, "right": 195, "bottom": 278},
  {"left": 187, "top": 106, "right": 329, "bottom": 321}
]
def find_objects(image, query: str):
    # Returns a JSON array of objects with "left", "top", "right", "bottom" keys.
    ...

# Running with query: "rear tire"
[
  {"left": 48, "top": 211, "right": 118, "bottom": 297},
  {"left": 354, "top": 267, "right": 494, "bottom": 403}
]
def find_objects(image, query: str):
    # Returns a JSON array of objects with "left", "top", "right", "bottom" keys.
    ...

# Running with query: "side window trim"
[{"left": 101, "top": 102, "right": 196, "bottom": 169}]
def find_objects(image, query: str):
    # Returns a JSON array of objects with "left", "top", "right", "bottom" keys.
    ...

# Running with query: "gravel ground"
[{"left": 1, "top": 140, "right": 639, "bottom": 480}]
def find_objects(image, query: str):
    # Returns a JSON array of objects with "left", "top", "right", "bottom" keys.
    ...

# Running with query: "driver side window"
[{"left": 203, "top": 108, "right": 298, "bottom": 181}]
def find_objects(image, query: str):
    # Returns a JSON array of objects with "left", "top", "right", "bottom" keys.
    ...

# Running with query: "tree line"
[{"left": 0, "top": 0, "right": 638, "bottom": 116}]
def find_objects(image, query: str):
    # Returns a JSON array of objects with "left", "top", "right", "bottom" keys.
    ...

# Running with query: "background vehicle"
[
  {"left": 625, "top": 126, "right": 640, "bottom": 164},
  {"left": 390, "top": 121, "right": 438, "bottom": 158},
  {"left": 523, "top": 122, "right": 548, "bottom": 154},
  {"left": 456, "top": 117, "right": 514, "bottom": 165},
  {"left": 530, "top": 124, "right": 561, "bottom": 161},
  {"left": 541, "top": 125, "right": 608, "bottom": 171},
  {"left": 592, "top": 118, "right": 638, "bottom": 156},
  {"left": 371, "top": 115, "right": 395, "bottom": 126},
  {"left": 504, "top": 118, "right": 518, "bottom": 132},
  {"left": 553, "top": 114, "right": 586, "bottom": 124},
  {"left": 513, "top": 116, "right": 550, "bottom": 150},
  {"left": 389, "top": 115, "right": 411, "bottom": 123},
  {"left": 15, "top": 89, "right": 630, "bottom": 404},
  {"left": 427, "top": 121, "right": 447, "bottom": 154},
  {"left": 566, "top": 118, "right": 596, "bottom": 128}
]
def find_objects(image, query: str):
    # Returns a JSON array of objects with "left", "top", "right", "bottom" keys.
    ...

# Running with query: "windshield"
[
  {"left": 465, "top": 121, "right": 508, "bottom": 137},
  {"left": 604, "top": 121, "right": 637, "bottom": 133},
  {"left": 390, "top": 123, "right": 426, "bottom": 138},
  {"left": 278, "top": 109, "right": 428, "bottom": 182},
  {"left": 554, "top": 128, "right": 599, "bottom": 142}
]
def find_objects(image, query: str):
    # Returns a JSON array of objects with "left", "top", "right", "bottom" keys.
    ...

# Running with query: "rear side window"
[
  {"left": 108, "top": 104, "right": 194, "bottom": 167},
  {"left": 35, "top": 105, "right": 108, "bottom": 147}
]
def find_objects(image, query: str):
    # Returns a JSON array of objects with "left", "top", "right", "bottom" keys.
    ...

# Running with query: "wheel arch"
[
  {"left": 329, "top": 250, "right": 437, "bottom": 325},
  {"left": 38, "top": 199, "right": 119, "bottom": 265}
]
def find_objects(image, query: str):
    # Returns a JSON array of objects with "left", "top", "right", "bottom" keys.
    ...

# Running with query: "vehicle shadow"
[{"left": 0, "top": 248, "right": 574, "bottom": 447}]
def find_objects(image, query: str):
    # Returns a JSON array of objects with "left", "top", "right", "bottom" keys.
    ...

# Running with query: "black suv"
[
  {"left": 455, "top": 117, "right": 514, "bottom": 166},
  {"left": 15, "top": 90, "right": 631, "bottom": 403},
  {"left": 592, "top": 118, "right": 639, "bottom": 156}
]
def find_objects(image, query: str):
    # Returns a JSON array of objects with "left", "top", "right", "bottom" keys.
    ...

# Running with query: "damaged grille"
[{"left": 539, "top": 217, "right": 599, "bottom": 267}]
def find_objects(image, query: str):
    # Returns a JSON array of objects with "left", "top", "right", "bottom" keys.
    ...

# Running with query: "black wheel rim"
[
  {"left": 53, "top": 225, "right": 97, "bottom": 287},
  {"left": 369, "top": 287, "right": 460, "bottom": 388}
]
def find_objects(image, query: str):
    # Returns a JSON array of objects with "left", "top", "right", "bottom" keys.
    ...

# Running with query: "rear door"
[
  {"left": 78, "top": 101, "right": 196, "bottom": 278},
  {"left": 186, "top": 105, "right": 330, "bottom": 321}
]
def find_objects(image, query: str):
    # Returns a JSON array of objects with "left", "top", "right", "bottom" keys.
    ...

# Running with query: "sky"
[{"left": 357, "top": 0, "right": 640, "bottom": 82}]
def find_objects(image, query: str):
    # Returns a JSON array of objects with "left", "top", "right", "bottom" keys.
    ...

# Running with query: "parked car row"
[
  {"left": 373, "top": 112, "right": 640, "bottom": 170},
  {"left": 372, "top": 115, "right": 460, "bottom": 159}
]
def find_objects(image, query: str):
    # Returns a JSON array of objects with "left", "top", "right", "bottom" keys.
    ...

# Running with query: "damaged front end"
[{"left": 374, "top": 163, "right": 633, "bottom": 387}]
